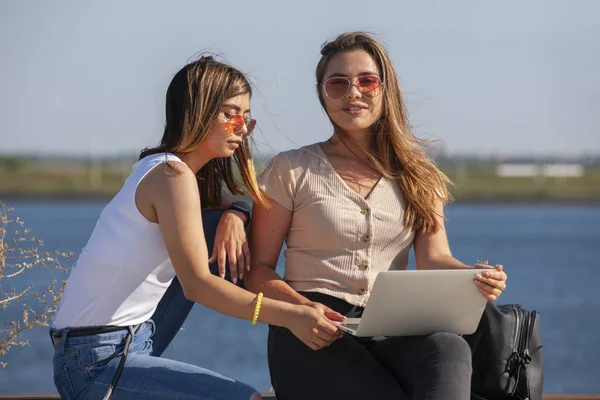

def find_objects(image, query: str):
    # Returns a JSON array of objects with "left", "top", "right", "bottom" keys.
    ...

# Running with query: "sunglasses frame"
[
  {"left": 222, "top": 112, "right": 256, "bottom": 135},
  {"left": 320, "top": 75, "right": 384, "bottom": 100}
]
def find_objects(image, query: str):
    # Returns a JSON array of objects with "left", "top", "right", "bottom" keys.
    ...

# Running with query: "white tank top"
[{"left": 52, "top": 153, "right": 185, "bottom": 329}]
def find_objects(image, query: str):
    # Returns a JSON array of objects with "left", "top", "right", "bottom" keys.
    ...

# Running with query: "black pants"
[{"left": 268, "top": 292, "right": 473, "bottom": 400}]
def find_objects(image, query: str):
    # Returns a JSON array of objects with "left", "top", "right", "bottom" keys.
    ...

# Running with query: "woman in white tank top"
[{"left": 50, "top": 56, "right": 346, "bottom": 400}]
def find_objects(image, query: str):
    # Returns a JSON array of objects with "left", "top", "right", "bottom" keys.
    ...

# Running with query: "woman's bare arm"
[
  {"left": 245, "top": 199, "right": 314, "bottom": 306},
  {"left": 413, "top": 199, "right": 507, "bottom": 301},
  {"left": 413, "top": 200, "right": 470, "bottom": 270}
]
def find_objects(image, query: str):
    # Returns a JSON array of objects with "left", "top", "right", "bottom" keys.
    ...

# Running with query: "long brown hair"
[
  {"left": 316, "top": 32, "right": 453, "bottom": 233},
  {"left": 140, "top": 56, "right": 267, "bottom": 208}
]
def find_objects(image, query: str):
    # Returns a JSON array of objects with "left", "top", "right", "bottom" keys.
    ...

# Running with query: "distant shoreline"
[
  {"left": 3, "top": 157, "right": 599, "bottom": 207},
  {"left": 2, "top": 192, "right": 599, "bottom": 207}
]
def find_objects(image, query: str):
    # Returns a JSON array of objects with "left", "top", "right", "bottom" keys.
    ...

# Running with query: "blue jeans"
[{"left": 51, "top": 211, "right": 257, "bottom": 400}]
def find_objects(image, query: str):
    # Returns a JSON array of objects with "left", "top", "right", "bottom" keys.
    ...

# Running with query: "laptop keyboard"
[{"left": 342, "top": 323, "right": 360, "bottom": 330}]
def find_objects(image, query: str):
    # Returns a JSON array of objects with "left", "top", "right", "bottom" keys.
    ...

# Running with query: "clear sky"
[{"left": 1, "top": 0, "right": 598, "bottom": 157}]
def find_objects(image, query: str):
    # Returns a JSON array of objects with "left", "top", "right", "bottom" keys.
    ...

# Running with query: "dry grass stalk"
[{"left": 0, "top": 201, "right": 71, "bottom": 367}]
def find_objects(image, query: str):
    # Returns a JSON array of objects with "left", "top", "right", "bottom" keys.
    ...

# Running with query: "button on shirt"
[{"left": 259, "top": 143, "right": 415, "bottom": 307}]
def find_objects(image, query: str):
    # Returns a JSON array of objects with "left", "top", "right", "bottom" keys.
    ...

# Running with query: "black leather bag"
[{"left": 464, "top": 303, "right": 543, "bottom": 400}]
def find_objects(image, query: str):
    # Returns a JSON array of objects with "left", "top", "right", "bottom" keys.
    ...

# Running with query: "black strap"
[
  {"left": 102, "top": 324, "right": 141, "bottom": 400},
  {"left": 227, "top": 203, "right": 251, "bottom": 228},
  {"left": 52, "top": 325, "right": 126, "bottom": 338}
]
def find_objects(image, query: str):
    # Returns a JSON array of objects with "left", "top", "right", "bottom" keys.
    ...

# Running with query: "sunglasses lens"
[
  {"left": 324, "top": 78, "right": 350, "bottom": 99},
  {"left": 229, "top": 115, "right": 244, "bottom": 127},
  {"left": 356, "top": 76, "right": 381, "bottom": 97},
  {"left": 226, "top": 115, "right": 255, "bottom": 136},
  {"left": 324, "top": 76, "right": 382, "bottom": 99}
]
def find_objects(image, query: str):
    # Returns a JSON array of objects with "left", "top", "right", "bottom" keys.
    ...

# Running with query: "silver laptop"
[{"left": 338, "top": 269, "right": 489, "bottom": 337}]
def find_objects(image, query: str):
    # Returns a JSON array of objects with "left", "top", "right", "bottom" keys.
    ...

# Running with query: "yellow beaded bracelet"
[{"left": 252, "top": 292, "right": 263, "bottom": 325}]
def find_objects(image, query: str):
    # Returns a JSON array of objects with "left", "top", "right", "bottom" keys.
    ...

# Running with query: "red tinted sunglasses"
[
  {"left": 321, "top": 75, "right": 383, "bottom": 100},
  {"left": 222, "top": 113, "right": 256, "bottom": 135}
]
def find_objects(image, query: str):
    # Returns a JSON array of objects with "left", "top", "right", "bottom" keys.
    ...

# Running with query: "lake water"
[{"left": 1, "top": 201, "right": 599, "bottom": 394}]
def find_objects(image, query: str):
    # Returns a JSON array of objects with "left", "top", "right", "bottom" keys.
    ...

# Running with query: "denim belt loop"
[{"left": 60, "top": 328, "right": 71, "bottom": 355}]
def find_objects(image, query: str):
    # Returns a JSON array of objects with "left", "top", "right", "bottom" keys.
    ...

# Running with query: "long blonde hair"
[
  {"left": 140, "top": 56, "right": 267, "bottom": 208},
  {"left": 316, "top": 32, "right": 453, "bottom": 233}
]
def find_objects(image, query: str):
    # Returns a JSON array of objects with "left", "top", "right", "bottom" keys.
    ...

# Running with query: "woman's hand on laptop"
[
  {"left": 310, "top": 302, "right": 345, "bottom": 342},
  {"left": 309, "top": 302, "right": 346, "bottom": 325},
  {"left": 473, "top": 264, "right": 508, "bottom": 301},
  {"left": 285, "top": 304, "right": 344, "bottom": 351}
]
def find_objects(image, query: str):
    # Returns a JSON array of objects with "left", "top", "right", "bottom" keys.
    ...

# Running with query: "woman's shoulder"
[
  {"left": 133, "top": 152, "right": 184, "bottom": 170},
  {"left": 260, "top": 143, "right": 325, "bottom": 201},
  {"left": 136, "top": 154, "right": 195, "bottom": 190}
]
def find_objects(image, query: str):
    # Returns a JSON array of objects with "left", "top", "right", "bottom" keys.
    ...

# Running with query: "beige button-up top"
[{"left": 259, "top": 143, "right": 415, "bottom": 307}]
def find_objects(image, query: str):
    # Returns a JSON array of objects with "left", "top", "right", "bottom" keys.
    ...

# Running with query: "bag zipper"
[
  {"left": 510, "top": 307, "right": 538, "bottom": 396},
  {"left": 512, "top": 305, "right": 521, "bottom": 352}
]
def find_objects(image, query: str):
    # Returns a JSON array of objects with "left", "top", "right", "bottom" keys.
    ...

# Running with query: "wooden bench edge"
[{"left": 1, "top": 394, "right": 599, "bottom": 400}]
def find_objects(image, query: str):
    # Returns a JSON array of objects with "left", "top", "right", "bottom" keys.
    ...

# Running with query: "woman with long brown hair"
[
  {"left": 246, "top": 32, "right": 508, "bottom": 399},
  {"left": 50, "top": 56, "right": 343, "bottom": 400}
]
